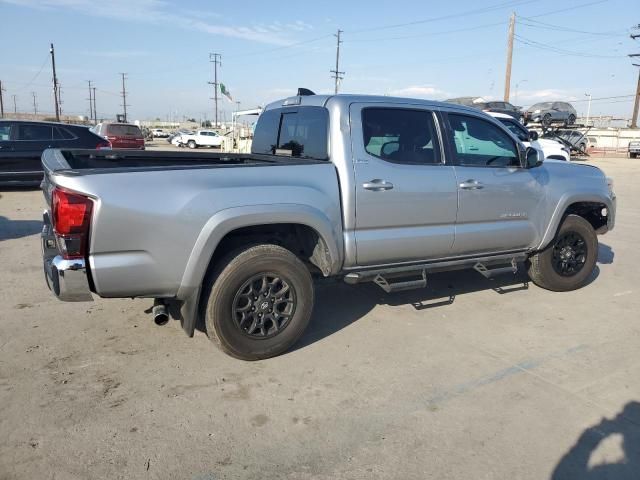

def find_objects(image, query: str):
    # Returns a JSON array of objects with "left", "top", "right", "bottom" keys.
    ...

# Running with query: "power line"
[
  {"left": 518, "top": 17, "right": 627, "bottom": 36},
  {"left": 347, "top": 0, "right": 534, "bottom": 34},
  {"left": 515, "top": 34, "right": 625, "bottom": 58}
]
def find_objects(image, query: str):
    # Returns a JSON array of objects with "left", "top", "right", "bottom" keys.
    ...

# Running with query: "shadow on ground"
[
  {"left": 194, "top": 243, "right": 614, "bottom": 349},
  {"left": 0, "top": 215, "right": 42, "bottom": 241},
  {"left": 551, "top": 401, "right": 640, "bottom": 480}
]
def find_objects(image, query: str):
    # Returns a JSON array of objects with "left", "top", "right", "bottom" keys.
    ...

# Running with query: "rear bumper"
[{"left": 42, "top": 211, "right": 93, "bottom": 302}]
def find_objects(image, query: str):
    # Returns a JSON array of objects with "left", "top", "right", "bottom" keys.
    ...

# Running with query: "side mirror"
[
  {"left": 525, "top": 146, "right": 544, "bottom": 168},
  {"left": 528, "top": 130, "right": 538, "bottom": 141}
]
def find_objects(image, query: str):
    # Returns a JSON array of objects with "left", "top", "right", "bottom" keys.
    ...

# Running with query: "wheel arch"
[
  {"left": 537, "top": 195, "right": 613, "bottom": 251},
  {"left": 173, "top": 204, "right": 342, "bottom": 336}
]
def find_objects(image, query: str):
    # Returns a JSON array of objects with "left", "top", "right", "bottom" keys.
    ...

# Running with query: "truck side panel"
[{"left": 50, "top": 162, "right": 343, "bottom": 299}]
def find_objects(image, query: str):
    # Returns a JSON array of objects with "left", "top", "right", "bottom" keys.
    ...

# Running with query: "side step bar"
[
  {"left": 473, "top": 258, "right": 518, "bottom": 279},
  {"left": 374, "top": 270, "right": 427, "bottom": 293},
  {"left": 344, "top": 252, "right": 527, "bottom": 293}
]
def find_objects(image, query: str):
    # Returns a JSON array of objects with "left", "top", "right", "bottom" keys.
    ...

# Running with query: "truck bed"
[{"left": 43, "top": 149, "right": 326, "bottom": 175}]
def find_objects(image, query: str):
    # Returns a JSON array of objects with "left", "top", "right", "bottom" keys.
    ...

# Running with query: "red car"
[{"left": 92, "top": 122, "right": 145, "bottom": 149}]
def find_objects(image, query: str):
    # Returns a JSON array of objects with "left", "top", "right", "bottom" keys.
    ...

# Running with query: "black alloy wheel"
[
  {"left": 551, "top": 232, "right": 588, "bottom": 277},
  {"left": 231, "top": 273, "right": 296, "bottom": 339}
]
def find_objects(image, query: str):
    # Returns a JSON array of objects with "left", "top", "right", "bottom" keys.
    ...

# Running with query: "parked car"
[
  {"left": 168, "top": 130, "right": 193, "bottom": 145},
  {"left": 549, "top": 129, "right": 589, "bottom": 154},
  {"left": 178, "top": 129, "right": 224, "bottom": 149},
  {"left": 41, "top": 92, "right": 616, "bottom": 360},
  {"left": 0, "top": 120, "right": 110, "bottom": 186},
  {"left": 629, "top": 140, "right": 640, "bottom": 158},
  {"left": 151, "top": 128, "right": 169, "bottom": 138},
  {"left": 446, "top": 97, "right": 522, "bottom": 121},
  {"left": 524, "top": 102, "right": 577, "bottom": 127},
  {"left": 488, "top": 112, "right": 570, "bottom": 161},
  {"left": 91, "top": 122, "right": 145, "bottom": 149}
]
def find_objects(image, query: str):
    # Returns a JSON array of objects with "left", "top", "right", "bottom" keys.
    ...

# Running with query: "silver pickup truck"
[{"left": 41, "top": 92, "right": 616, "bottom": 360}]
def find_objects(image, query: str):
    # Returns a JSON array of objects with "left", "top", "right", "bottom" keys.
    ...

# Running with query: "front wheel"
[
  {"left": 566, "top": 114, "right": 576, "bottom": 126},
  {"left": 527, "top": 215, "right": 598, "bottom": 291},
  {"left": 542, "top": 113, "right": 552, "bottom": 127},
  {"left": 203, "top": 244, "right": 314, "bottom": 360}
]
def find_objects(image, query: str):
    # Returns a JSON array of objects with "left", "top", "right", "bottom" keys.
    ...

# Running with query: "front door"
[
  {"left": 351, "top": 104, "right": 458, "bottom": 266},
  {"left": 443, "top": 112, "right": 544, "bottom": 255}
]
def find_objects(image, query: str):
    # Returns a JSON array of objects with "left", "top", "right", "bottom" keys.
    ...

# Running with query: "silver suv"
[{"left": 524, "top": 101, "right": 577, "bottom": 127}]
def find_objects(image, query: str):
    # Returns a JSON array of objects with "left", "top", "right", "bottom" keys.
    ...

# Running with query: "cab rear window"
[{"left": 251, "top": 106, "right": 328, "bottom": 160}]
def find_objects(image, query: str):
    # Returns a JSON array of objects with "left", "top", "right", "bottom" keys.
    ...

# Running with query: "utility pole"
[
  {"left": 87, "top": 80, "right": 94, "bottom": 121},
  {"left": 31, "top": 92, "right": 38, "bottom": 116},
  {"left": 631, "top": 64, "right": 640, "bottom": 129},
  {"left": 585, "top": 93, "right": 592, "bottom": 126},
  {"left": 120, "top": 73, "right": 129, "bottom": 122},
  {"left": 0, "top": 80, "right": 5, "bottom": 118},
  {"left": 330, "top": 29, "right": 344, "bottom": 94},
  {"left": 50, "top": 43, "right": 60, "bottom": 122},
  {"left": 630, "top": 28, "right": 640, "bottom": 127},
  {"left": 208, "top": 53, "right": 221, "bottom": 127},
  {"left": 504, "top": 12, "right": 516, "bottom": 102},
  {"left": 12, "top": 94, "right": 17, "bottom": 114},
  {"left": 92, "top": 87, "right": 97, "bottom": 123}
]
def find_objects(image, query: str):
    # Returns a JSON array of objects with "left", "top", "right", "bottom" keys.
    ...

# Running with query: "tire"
[
  {"left": 203, "top": 244, "right": 314, "bottom": 360},
  {"left": 542, "top": 114, "right": 552, "bottom": 127},
  {"left": 566, "top": 114, "right": 576, "bottom": 126},
  {"left": 187, "top": 140, "right": 196, "bottom": 149},
  {"left": 527, "top": 215, "right": 598, "bottom": 292}
]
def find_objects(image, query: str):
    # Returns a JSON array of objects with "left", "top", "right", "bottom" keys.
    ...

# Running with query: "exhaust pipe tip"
[{"left": 152, "top": 299, "right": 169, "bottom": 326}]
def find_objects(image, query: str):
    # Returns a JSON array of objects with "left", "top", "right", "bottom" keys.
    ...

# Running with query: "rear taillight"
[
  {"left": 52, "top": 187, "right": 93, "bottom": 259},
  {"left": 96, "top": 141, "right": 111, "bottom": 150}
]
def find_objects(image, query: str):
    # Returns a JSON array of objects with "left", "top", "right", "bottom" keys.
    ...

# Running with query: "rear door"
[
  {"left": 443, "top": 112, "right": 543, "bottom": 255},
  {"left": 350, "top": 103, "right": 458, "bottom": 266},
  {"left": 12, "top": 123, "right": 53, "bottom": 176},
  {"left": 0, "top": 122, "right": 18, "bottom": 180}
]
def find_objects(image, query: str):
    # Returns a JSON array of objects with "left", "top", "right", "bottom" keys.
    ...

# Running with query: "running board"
[
  {"left": 344, "top": 252, "right": 527, "bottom": 292},
  {"left": 473, "top": 258, "right": 518, "bottom": 279},
  {"left": 373, "top": 270, "right": 427, "bottom": 293}
]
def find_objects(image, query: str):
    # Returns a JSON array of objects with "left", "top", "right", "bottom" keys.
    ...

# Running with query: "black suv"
[{"left": 0, "top": 120, "right": 110, "bottom": 186}]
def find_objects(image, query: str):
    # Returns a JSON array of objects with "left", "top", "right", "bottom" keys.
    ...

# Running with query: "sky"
[{"left": 0, "top": 0, "right": 639, "bottom": 122}]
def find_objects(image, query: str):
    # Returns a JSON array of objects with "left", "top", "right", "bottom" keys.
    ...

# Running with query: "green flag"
[{"left": 220, "top": 83, "right": 233, "bottom": 102}]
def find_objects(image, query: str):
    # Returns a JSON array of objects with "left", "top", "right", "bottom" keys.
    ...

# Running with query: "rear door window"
[
  {"left": 53, "top": 127, "right": 76, "bottom": 140},
  {"left": 17, "top": 124, "right": 53, "bottom": 141},
  {"left": 361, "top": 107, "right": 441, "bottom": 164},
  {"left": 252, "top": 107, "right": 328, "bottom": 160},
  {"left": 0, "top": 124, "right": 12, "bottom": 141}
]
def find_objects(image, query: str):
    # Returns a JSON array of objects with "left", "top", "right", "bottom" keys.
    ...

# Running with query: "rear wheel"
[
  {"left": 566, "top": 114, "right": 576, "bottom": 126},
  {"left": 203, "top": 244, "right": 314, "bottom": 360},
  {"left": 542, "top": 113, "right": 552, "bottom": 127},
  {"left": 188, "top": 140, "right": 196, "bottom": 149},
  {"left": 527, "top": 215, "right": 597, "bottom": 291}
]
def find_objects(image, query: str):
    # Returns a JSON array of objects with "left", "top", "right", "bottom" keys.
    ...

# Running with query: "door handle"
[
  {"left": 459, "top": 179, "right": 484, "bottom": 190},
  {"left": 363, "top": 179, "right": 394, "bottom": 191}
]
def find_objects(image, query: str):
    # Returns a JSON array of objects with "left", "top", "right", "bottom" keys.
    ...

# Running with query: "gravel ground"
[{"left": 0, "top": 155, "right": 638, "bottom": 480}]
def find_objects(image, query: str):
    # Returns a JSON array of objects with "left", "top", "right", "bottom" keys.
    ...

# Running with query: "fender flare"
[
  {"left": 536, "top": 192, "right": 614, "bottom": 251},
  {"left": 176, "top": 203, "right": 343, "bottom": 300}
]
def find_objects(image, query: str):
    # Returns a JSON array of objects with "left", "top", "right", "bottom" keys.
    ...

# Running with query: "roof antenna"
[{"left": 297, "top": 88, "right": 315, "bottom": 96}]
